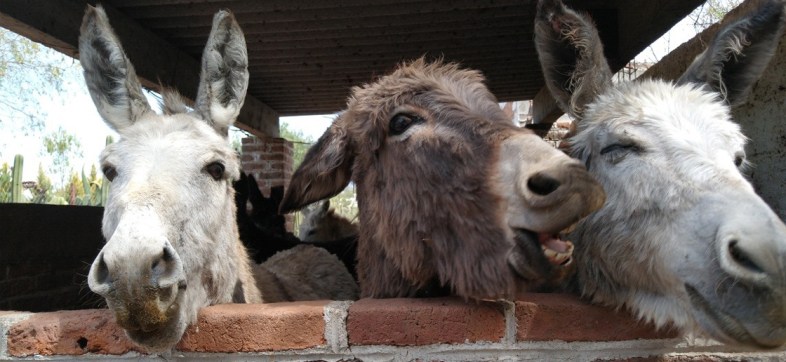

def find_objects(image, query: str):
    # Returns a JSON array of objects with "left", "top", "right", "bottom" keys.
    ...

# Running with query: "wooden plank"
[
  {"left": 0, "top": 0, "right": 279, "bottom": 137},
  {"left": 165, "top": 15, "right": 529, "bottom": 43},
  {"left": 115, "top": 0, "right": 525, "bottom": 20}
]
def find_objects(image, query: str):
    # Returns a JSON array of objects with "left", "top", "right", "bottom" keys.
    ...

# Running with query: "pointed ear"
[
  {"left": 269, "top": 185, "right": 285, "bottom": 213},
  {"left": 195, "top": 10, "right": 249, "bottom": 136},
  {"left": 78, "top": 5, "right": 152, "bottom": 132},
  {"left": 279, "top": 124, "right": 354, "bottom": 213},
  {"left": 677, "top": 0, "right": 786, "bottom": 106},
  {"left": 534, "top": 0, "right": 612, "bottom": 119},
  {"left": 246, "top": 173, "right": 271, "bottom": 211},
  {"left": 320, "top": 200, "right": 331, "bottom": 214}
]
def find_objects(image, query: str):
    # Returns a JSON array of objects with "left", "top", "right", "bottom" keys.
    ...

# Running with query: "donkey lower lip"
[{"left": 684, "top": 284, "right": 773, "bottom": 348}]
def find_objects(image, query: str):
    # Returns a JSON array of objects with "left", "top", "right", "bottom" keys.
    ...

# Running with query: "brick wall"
[
  {"left": 240, "top": 136, "right": 294, "bottom": 230},
  {"left": 240, "top": 136, "right": 294, "bottom": 197},
  {"left": 3, "top": 296, "right": 785, "bottom": 360},
  {"left": 0, "top": 204, "right": 104, "bottom": 312}
]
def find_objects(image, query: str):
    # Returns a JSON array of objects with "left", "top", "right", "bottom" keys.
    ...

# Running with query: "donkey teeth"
[{"left": 542, "top": 241, "right": 575, "bottom": 266}]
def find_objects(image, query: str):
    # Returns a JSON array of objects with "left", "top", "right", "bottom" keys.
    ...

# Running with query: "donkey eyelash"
[{"left": 600, "top": 143, "right": 640, "bottom": 155}]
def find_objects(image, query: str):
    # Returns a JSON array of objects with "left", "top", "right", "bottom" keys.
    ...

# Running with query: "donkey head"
[
  {"left": 81, "top": 5, "right": 260, "bottom": 351},
  {"left": 298, "top": 200, "right": 357, "bottom": 242},
  {"left": 281, "top": 59, "right": 605, "bottom": 299},
  {"left": 536, "top": 0, "right": 786, "bottom": 347}
]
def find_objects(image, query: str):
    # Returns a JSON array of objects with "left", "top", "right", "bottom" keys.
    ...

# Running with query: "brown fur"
[{"left": 281, "top": 59, "right": 604, "bottom": 299}]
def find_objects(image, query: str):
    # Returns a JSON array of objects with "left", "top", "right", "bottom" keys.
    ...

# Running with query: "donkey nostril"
[
  {"left": 88, "top": 252, "right": 113, "bottom": 295},
  {"left": 728, "top": 240, "right": 765, "bottom": 274},
  {"left": 162, "top": 246, "right": 174, "bottom": 262},
  {"left": 152, "top": 245, "right": 183, "bottom": 289},
  {"left": 95, "top": 253, "right": 111, "bottom": 284},
  {"left": 527, "top": 173, "right": 561, "bottom": 196}
]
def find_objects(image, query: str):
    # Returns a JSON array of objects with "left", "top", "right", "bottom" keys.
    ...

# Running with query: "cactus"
[
  {"left": 11, "top": 154, "right": 23, "bottom": 203},
  {"left": 73, "top": 168, "right": 103, "bottom": 206},
  {"left": 72, "top": 136, "right": 115, "bottom": 206}
]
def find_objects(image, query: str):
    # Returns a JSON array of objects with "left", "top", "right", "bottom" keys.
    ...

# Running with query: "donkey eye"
[
  {"left": 734, "top": 152, "right": 745, "bottom": 168},
  {"left": 600, "top": 143, "right": 640, "bottom": 164},
  {"left": 389, "top": 113, "right": 423, "bottom": 136},
  {"left": 102, "top": 165, "right": 118, "bottom": 182},
  {"left": 204, "top": 162, "right": 225, "bottom": 181}
]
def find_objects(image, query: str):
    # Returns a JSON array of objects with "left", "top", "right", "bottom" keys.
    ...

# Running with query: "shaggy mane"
[{"left": 160, "top": 88, "right": 191, "bottom": 116}]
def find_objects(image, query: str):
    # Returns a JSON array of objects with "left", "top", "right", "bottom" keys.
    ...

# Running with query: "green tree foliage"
[
  {"left": 29, "top": 164, "right": 54, "bottom": 204},
  {"left": 61, "top": 171, "right": 86, "bottom": 205},
  {"left": 279, "top": 122, "right": 313, "bottom": 169},
  {"left": 0, "top": 28, "right": 71, "bottom": 135},
  {"left": 42, "top": 127, "right": 83, "bottom": 187}
]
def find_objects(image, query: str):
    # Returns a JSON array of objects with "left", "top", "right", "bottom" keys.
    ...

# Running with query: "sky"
[{"left": 0, "top": 4, "right": 709, "bottom": 184}]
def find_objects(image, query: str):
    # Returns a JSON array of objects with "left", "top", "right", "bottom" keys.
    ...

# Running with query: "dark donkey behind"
[{"left": 281, "top": 59, "right": 605, "bottom": 299}]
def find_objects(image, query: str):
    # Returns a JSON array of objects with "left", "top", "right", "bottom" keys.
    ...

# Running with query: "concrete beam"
[{"left": 0, "top": 0, "right": 279, "bottom": 138}]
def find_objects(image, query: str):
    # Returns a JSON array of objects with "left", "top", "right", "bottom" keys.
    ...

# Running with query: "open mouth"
[
  {"left": 508, "top": 226, "right": 576, "bottom": 284},
  {"left": 514, "top": 225, "right": 575, "bottom": 267},
  {"left": 538, "top": 231, "right": 574, "bottom": 266}
]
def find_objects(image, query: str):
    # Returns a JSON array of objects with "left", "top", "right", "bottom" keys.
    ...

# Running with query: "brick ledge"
[{"left": 2, "top": 294, "right": 784, "bottom": 360}]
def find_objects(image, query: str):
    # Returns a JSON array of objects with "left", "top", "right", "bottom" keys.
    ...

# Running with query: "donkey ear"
[
  {"left": 534, "top": 0, "right": 612, "bottom": 119},
  {"left": 677, "top": 0, "right": 786, "bottom": 106},
  {"left": 279, "top": 123, "right": 354, "bottom": 214},
  {"left": 79, "top": 5, "right": 152, "bottom": 132},
  {"left": 195, "top": 10, "right": 249, "bottom": 136},
  {"left": 320, "top": 200, "right": 331, "bottom": 213}
]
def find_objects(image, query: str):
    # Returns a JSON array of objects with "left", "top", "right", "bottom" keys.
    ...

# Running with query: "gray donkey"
[
  {"left": 536, "top": 0, "right": 786, "bottom": 347},
  {"left": 299, "top": 200, "right": 358, "bottom": 242}
]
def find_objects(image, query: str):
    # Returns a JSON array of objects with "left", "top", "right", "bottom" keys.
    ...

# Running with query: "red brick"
[
  {"left": 347, "top": 298, "right": 505, "bottom": 346},
  {"left": 241, "top": 160, "right": 270, "bottom": 170},
  {"left": 240, "top": 154, "right": 256, "bottom": 163},
  {"left": 241, "top": 144, "right": 264, "bottom": 153},
  {"left": 268, "top": 144, "right": 285, "bottom": 154},
  {"left": 6, "top": 309, "right": 138, "bottom": 356},
  {"left": 515, "top": 293, "right": 677, "bottom": 342},
  {"left": 255, "top": 170, "right": 287, "bottom": 178},
  {"left": 177, "top": 301, "right": 327, "bottom": 352},
  {"left": 268, "top": 162, "right": 286, "bottom": 171}
]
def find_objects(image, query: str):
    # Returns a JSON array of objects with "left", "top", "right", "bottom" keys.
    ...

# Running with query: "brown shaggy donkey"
[{"left": 280, "top": 59, "right": 605, "bottom": 299}]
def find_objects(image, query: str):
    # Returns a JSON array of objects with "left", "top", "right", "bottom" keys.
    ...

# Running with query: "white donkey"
[
  {"left": 81, "top": 5, "right": 356, "bottom": 352},
  {"left": 536, "top": 0, "right": 786, "bottom": 347}
]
